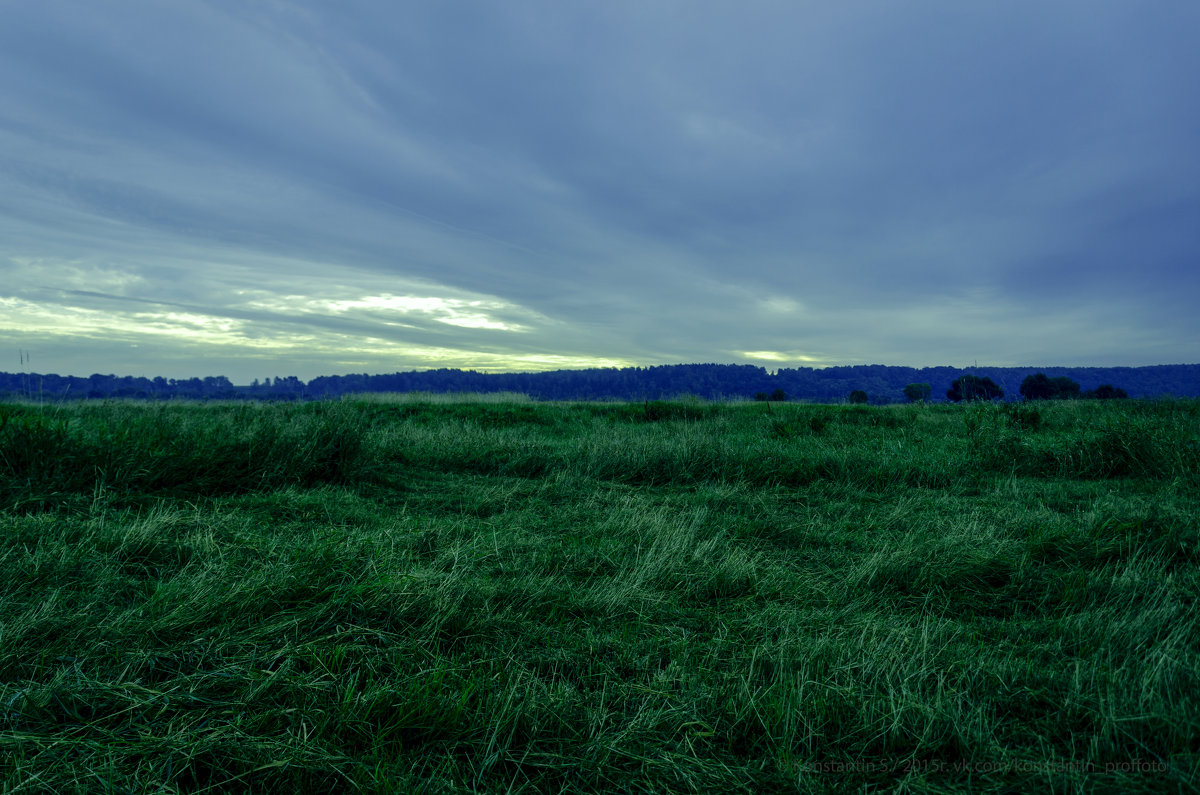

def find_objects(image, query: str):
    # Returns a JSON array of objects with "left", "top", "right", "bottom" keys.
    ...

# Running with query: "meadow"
[{"left": 1, "top": 394, "right": 1197, "bottom": 793}]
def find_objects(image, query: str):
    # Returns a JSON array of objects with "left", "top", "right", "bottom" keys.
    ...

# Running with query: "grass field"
[{"left": 1, "top": 395, "right": 1197, "bottom": 793}]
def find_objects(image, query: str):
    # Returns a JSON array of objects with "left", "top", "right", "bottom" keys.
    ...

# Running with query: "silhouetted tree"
[
  {"left": 1020, "top": 373, "right": 1080, "bottom": 400},
  {"left": 947, "top": 375, "right": 1003, "bottom": 402},
  {"left": 769, "top": 388, "right": 788, "bottom": 402},
  {"left": 903, "top": 383, "right": 932, "bottom": 403},
  {"left": 1019, "top": 373, "right": 1053, "bottom": 400},
  {"left": 848, "top": 390, "right": 869, "bottom": 404},
  {"left": 1084, "top": 384, "right": 1128, "bottom": 400}
]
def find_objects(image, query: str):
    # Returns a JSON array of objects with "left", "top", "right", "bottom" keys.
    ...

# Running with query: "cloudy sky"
[{"left": 2, "top": 1, "right": 1197, "bottom": 383}]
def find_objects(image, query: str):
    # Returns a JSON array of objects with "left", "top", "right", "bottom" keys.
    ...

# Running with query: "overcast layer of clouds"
[{"left": 2, "top": 0, "right": 1197, "bottom": 382}]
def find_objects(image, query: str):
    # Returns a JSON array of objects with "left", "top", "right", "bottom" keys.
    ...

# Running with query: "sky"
[{"left": 2, "top": 0, "right": 1198, "bottom": 384}]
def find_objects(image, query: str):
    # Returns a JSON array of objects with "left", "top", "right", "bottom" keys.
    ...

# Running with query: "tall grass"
[
  {"left": 350, "top": 390, "right": 535, "bottom": 405},
  {"left": 1, "top": 401, "right": 376, "bottom": 510},
  {"left": 1, "top": 396, "right": 1197, "bottom": 792}
]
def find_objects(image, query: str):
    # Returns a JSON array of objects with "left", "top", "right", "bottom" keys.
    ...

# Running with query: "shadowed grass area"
[
  {"left": 1, "top": 396, "right": 1198, "bottom": 792},
  {"left": 0, "top": 401, "right": 375, "bottom": 510}
]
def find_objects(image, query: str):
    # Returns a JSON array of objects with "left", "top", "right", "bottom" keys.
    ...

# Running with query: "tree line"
[
  {"left": 1, "top": 363, "right": 1194, "bottom": 403},
  {"left": 891, "top": 373, "right": 1130, "bottom": 404}
]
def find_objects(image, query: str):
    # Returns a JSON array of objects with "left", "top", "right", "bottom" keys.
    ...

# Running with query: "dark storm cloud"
[{"left": 1, "top": 0, "right": 1197, "bottom": 381}]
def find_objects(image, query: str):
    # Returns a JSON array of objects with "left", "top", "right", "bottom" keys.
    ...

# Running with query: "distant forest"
[{"left": 2, "top": 363, "right": 1199, "bottom": 403}]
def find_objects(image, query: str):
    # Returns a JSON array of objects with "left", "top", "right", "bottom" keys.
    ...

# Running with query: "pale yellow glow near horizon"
[
  {"left": 0, "top": 296, "right": 634, "bottom": 373},
  {"left": 1, "top": 297, "right": 307, "bottom": 349},
  {"left": 740, "top": 350, "right": 830, "bottom": 364},
  {"left": 244, "top": 292, "right": 534, "bottom": 332},
  {"left": 360, "top": 347, "right": 636, "bottom": 372}
]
